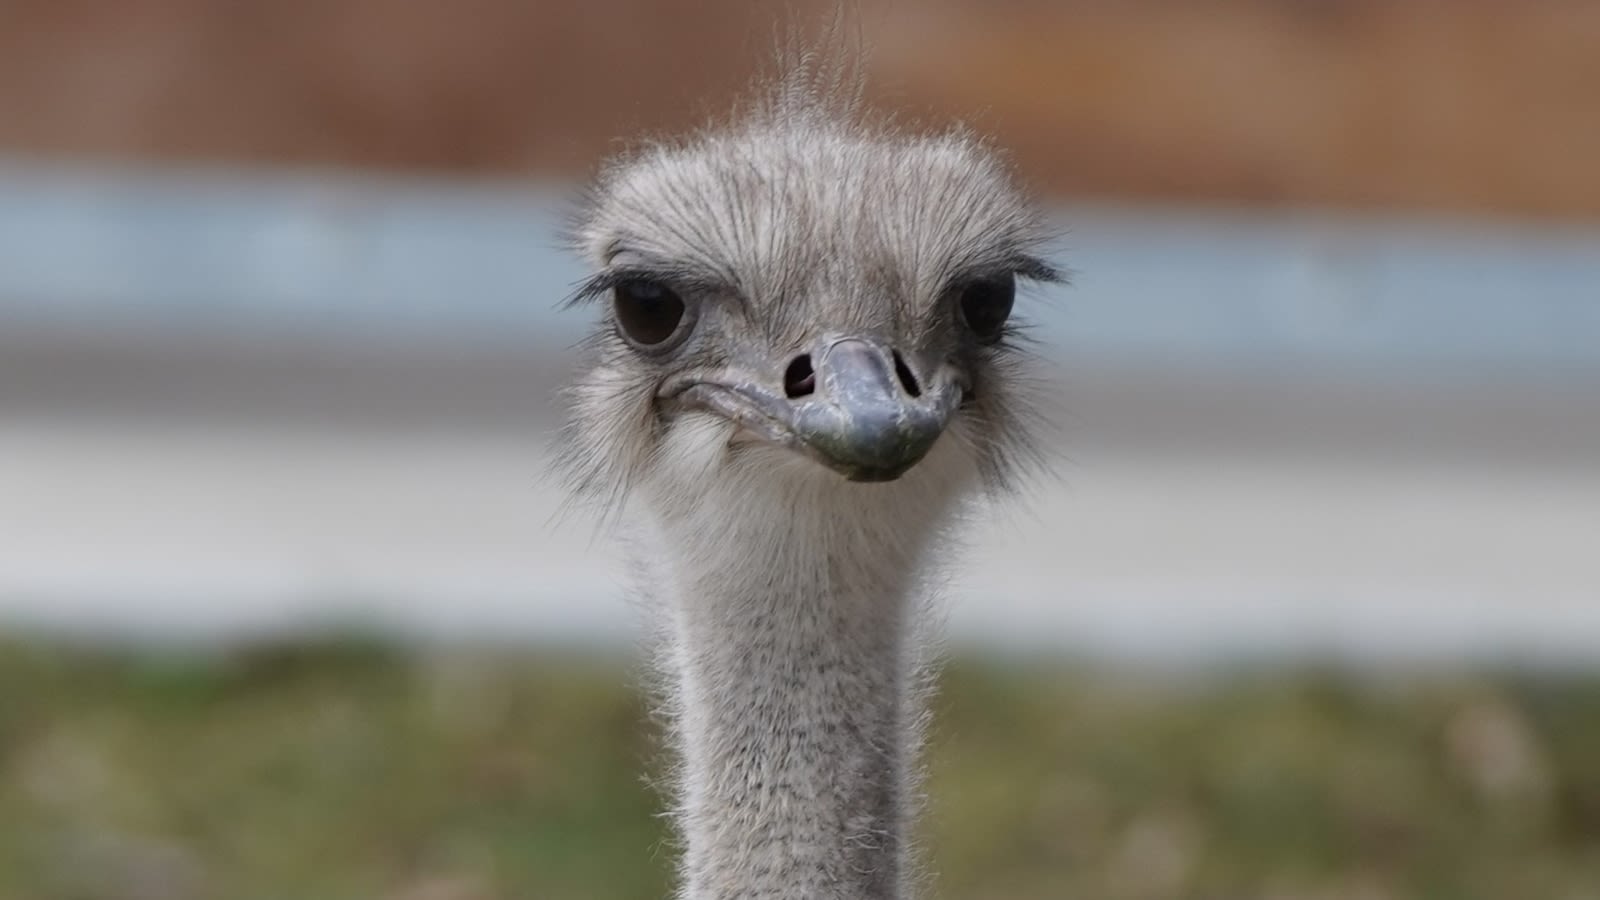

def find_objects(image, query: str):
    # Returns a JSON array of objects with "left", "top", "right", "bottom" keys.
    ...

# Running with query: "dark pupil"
[
  {"left": 614, "top": 279, "right": 685, "bottom": 346},
  {"left": 959, "top": 274, "right": 1016, "bottom": 340}
]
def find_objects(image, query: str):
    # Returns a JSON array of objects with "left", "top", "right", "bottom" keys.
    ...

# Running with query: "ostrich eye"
[
  {"left": 957, "top": 274, "right": 1016, "bottom": 342},
  {"left": 613, "top": 279, "right": 687, "bottom": 348}
]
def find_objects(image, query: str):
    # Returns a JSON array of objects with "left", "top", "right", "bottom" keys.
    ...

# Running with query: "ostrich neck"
[{"left": 654, "top": 501, "right": 930, "bottom": 900}]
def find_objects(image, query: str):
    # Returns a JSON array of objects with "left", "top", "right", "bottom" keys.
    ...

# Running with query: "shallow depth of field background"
[{"left": 2, "top": 3, "right": 1598, "bottom": 899}]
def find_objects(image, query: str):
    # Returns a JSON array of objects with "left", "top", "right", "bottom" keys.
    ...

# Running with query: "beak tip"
[{"left": 793, "top": 404, "right": 945, "bottom": 477}]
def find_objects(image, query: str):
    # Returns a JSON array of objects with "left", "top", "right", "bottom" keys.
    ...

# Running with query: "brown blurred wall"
[{"left": 2, "top": 1, "right": 1598, "bottom": 219}]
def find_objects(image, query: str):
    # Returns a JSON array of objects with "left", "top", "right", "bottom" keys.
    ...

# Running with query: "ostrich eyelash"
[
  {"left": 565, "top": 264, "right": 735, "bottom": 310},
  {"left": 1004, "top": 253, "right": 1065, "bottom": 286},
  {"left": 933, "top": 252, "right": 1066, "bottom": 301}
]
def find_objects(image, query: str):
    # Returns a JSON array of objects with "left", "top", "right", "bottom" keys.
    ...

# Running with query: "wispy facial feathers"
[{"left": 562, "top": 48, "right": 1060, "bottom": 514}]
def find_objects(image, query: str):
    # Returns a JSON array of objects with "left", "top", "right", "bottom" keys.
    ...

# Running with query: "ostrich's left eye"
[
  {"left": 957, "top": 273, "right": 1015, "bottom": 342},
  {"left": 614, "top": 279, "right": 688, "bottom": 349}
]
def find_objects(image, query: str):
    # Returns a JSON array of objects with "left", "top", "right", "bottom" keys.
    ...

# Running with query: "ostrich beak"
[{"left": 660, "top": 337, "right": 964, "bottom": 482}]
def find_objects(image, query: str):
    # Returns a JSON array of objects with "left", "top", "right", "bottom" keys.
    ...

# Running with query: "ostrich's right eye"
[{"left": 613, "top": 279, "right": 687, "bottom": 348}]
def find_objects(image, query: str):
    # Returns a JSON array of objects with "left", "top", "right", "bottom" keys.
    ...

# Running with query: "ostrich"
[{"left": 561, "top": 53, "right": 1059, "bottom": 900}]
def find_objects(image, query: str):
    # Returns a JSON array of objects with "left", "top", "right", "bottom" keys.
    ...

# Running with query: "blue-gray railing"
[{"left": 2, "top": 160, "right": 1596, "bottom": 378}]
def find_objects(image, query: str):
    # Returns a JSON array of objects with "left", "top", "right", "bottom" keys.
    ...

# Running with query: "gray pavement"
[{"left": 3, "top": 331, "right": 1596, "bottom": 665}]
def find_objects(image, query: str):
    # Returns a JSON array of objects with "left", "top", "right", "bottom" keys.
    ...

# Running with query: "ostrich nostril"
[
  {"left": 784, "top": 354, "right": 816, "bottom": 398},
  {"left": 892, "top": 351, "right": 922, "bottom": 398}
]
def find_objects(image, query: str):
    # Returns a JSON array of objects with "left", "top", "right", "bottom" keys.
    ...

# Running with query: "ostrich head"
[{"left": 563, "top": 88, "right": 1059, "bottom": 534}]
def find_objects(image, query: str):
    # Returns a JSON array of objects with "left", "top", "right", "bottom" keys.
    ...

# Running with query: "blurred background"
[{"left": 2, "top": 2, "right": 1598, "bottom": 898}]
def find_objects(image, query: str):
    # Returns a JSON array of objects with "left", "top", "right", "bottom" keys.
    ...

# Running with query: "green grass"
[{"left": 2, "top": 638, "right": 1598, "bottom": 899}]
